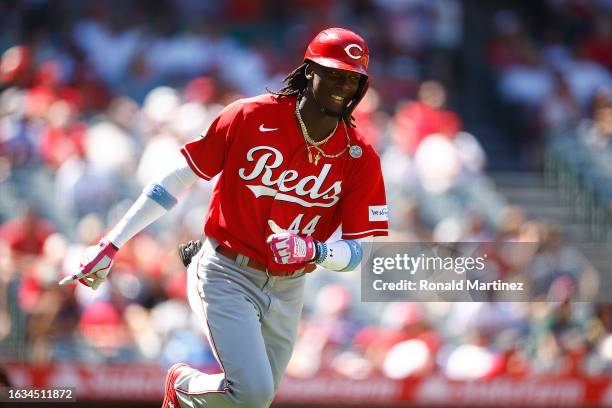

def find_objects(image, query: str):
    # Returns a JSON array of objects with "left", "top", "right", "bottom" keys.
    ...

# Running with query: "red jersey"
[{"left": 181, "top": 94, "right": 388, "bottom": 272}]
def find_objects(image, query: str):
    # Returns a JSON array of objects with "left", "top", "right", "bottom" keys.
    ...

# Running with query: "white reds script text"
[{"left": 238, "top": 146, "right": 342, "bottom": 208}]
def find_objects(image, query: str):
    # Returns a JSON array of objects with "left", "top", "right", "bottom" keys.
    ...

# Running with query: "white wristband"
[{"left": 315, "top": 240, "right": 363, "bottom": 272}]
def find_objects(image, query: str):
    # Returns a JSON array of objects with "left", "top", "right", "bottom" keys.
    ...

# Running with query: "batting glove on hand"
[
  {"left": 266, "top": 220, "right": 316, "bottom": 264},
  {"left": 58, "top": 238, "right": 118, "bottom": 290}
]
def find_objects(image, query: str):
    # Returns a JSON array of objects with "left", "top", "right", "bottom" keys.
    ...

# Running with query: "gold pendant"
[
  {"left": 314, "top": 152, "right": 321, "bottom": 166},
  {"left": 307, "top": 148, "right": 313, "bottom": 164}
]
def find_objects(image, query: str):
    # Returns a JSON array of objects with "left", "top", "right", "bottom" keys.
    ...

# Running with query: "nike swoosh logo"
[{"left": 259, "top": 124, "right": 279, "bottom": 132}]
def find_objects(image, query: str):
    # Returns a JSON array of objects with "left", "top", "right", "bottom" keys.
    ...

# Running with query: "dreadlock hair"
[
  {"left": 268, "top": 62, "right": 363, "bottom": 128},
  {"left": 269, "top": 62, "right": 309, "bottom": 97}
]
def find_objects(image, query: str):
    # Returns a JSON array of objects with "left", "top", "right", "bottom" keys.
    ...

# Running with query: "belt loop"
[{"left": 235, "top": 253, "right": 249, "bottom": 268}]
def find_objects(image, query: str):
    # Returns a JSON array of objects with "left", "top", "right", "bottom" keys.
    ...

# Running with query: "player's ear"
[{"left": 304, "top": 64, "right": 314, "bottom": 80}]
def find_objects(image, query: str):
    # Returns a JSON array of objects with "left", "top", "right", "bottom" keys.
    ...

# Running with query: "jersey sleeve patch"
[{"left": 368, "top": 205, "right": 388, "bottom": 221}]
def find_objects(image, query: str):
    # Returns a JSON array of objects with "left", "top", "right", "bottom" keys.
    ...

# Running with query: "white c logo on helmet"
[{"left": 344, "top": 44, "right": 363, "bottom": 60}]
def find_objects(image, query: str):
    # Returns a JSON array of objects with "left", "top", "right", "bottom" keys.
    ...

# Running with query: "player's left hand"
[{"left": 266, "top": 220, "right": 316, "bottom": 264}]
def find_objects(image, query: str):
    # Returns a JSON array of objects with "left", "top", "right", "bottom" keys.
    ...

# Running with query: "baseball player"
[{"left": 60, "top": 27, "right": 388, "bottom": 408}]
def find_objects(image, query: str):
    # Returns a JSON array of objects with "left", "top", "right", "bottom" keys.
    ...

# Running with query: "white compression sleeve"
[
  {"left": 106, "top": 158, "right": 198, "bottom": 248},
  {"left": 315, "top": 237, "right": 370, "bottom": 272}
]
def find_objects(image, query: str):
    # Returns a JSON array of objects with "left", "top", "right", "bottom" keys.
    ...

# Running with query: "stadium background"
[{"left": 0, "top": 0, "right": 611, "bottom": 406}]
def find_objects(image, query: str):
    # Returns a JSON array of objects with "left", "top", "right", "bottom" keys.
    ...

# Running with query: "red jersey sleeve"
[
  {"left": 180, "top": 100, "right": 243, "bottom": 180},
  {"left": 340, "top": 148, "right": 388, "bottom": 240}
]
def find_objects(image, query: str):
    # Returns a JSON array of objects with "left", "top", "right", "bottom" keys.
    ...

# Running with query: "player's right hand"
[
  {"left": 266, "top": 220, "right": 317, "bottom": 264},
  {"left": 58, "top": 238, "right": 119, "bottom": 290}
]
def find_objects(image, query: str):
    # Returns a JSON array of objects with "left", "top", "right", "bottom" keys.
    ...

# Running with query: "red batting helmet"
[
  {"left": 304, "top": 28, "right": 370, "bottom": 117},
  {"left": 304, "top": 28, "right": 369, "bottom": 77}
]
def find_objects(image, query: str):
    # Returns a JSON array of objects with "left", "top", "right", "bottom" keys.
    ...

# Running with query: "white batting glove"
[{"left": 59, "top": 238, "right": 118, "bottom": 290}]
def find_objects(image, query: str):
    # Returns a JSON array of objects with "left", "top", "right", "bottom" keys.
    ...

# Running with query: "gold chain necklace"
[
  {"left": 298, "top": 108, "right": 337, "bottom": 147},
  {"left": 295, "top": 99, "right": 350, "bottom": 166}
]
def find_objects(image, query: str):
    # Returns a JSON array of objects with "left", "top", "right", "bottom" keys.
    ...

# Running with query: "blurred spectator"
[
  {"left": 79, "top": 300, "right": 139, "bottom": 361},
  {"left": 539, "top": 71, "right": 582, "bottom": 133},
  {"left": 487, "top": 9, "right": 528, "bottom": 71},
  {"left": 530, "top": 224, "right": 599, "bottom": 300},
  {"left": 391, "top": 80, "right": 462, "bottom": 155},
  {"left": 587, "top": 304, "right": 612, "bottom": 374},
  {"left": 443, "top": 302, "right": 528, "bottom": 379},
  {"left": 72, "top": 5, "right": 143, "bottom": 88},
  {"left": 354, "top": 303, "right": 440, "bottom": 379},
  {"left": 461, "top": 212, "right": 492, "bottom": 242},
  {"left": 413, "top": 134, "right": 462, "bottom": 194},
  {"left": 352, "top": 87, "right": 387, "bottom": 150},
  {"left": 0, "top": 206, "right": 55, "bottom": 259},
  {"left": 490, "top": 3, "right": 612, "bottom": 172},
  {"left": 381, "top": 78, "right": 485, "bottom": 230},
  {"left": 583, "top": 87, "right": 612, "bottom": 148},
  {"left": 0, "top": 45, "right": 33, "bottom": 88},
  {"left": 288, "top": 284, "right": 363, "bottom": 378},
  {"left": 560, "top": 44, "right": 612, "bottom": 110},
  {"left": 0, "top": 88, "right": 39, "bottom": 166},
  {"left": 529, "top": 301, "right": 591, "bottom": 376},
  {"left": 498, "top": 45, "right": 554, "bottom": 108},
  {"left": 84, "top": 116, "right": 138, "bottom": 175},
  {"left": 37, "top": 100, "right": 86, "bottom": 170},
  {"left": 55, "top": 155, "right": 118, "bottom": 217},
  {"left": 26, "top": 60, "right": 84, "bottom": 119}
]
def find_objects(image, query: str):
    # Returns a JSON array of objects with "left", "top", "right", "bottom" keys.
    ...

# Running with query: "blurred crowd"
[
  {"left": 488, "top": 1, "right": 612, "bottom": 204},
  {"left": 0, "top": 0, "right": 611, "bottom": 383}
]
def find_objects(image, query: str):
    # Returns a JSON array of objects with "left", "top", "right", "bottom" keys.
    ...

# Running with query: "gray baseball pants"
[{"left": 174, "top": 238, "right": 306, "bottom": 408}]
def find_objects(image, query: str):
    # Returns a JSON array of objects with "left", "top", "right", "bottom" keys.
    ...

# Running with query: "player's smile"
[{"left": 330, "top": 94, "right": 345, "bottom": 104}]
